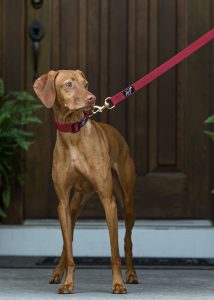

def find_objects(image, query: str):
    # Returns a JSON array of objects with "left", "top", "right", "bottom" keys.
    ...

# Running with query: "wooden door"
[{"left": 1, "top": 0, "right": 214, "bottom": 222}]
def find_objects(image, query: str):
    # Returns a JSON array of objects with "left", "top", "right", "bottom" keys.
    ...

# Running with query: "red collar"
[{"left": 55, "top": 113, "right": 89, "bottom": 133}]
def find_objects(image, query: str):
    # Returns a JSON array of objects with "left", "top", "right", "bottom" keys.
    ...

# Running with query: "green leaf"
[
  {"left": 10, "top": 128, "right": 34, "bottom": 137},
  {"left": 0, "top": 79, "right": 42, "bottom": 219},
  {"left": 1, "top": 158, "right": 12, "bottom": 171},
  {"left": 0, "top": 164, "right": 7, "bottom": 179},
  {"left": 204, "top": 115, "right": 214, "bottom": 124},
  {"left": 203, "top": 130, "right": 214, "bottom": 140},
  {"left": 18, "top": 116, "right": 42, "bottom": 125},
  {"left": 0, "top": 208, "right": 7, "bottom": 219},
  {"left": 5, "top": 91, "right": 35, "bottom": 101},
  {"left": 17, "top": 173, "right": 24, "bottom": 185},
  {"left": 0, "top": 111, "right": 11, "bottom": 125},
  {"left": 2, "top": 187, "right": 11, "bottom": 208},
  {"left": 16, "top": 138, "right": 33, "bottom": 151}
]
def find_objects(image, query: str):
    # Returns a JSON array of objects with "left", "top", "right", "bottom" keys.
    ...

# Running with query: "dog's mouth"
[
  {"left": 75, "top": 105, "right": 94, "bottom": 113},
  {"left": 83, "top": 106, "right": 94, "bottom": 113},
  {"left": 64, "top": 105, "right": 94, "bottom": 118}
]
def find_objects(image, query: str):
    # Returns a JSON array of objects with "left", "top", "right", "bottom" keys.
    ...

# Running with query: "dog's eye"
[
  {"left": 65, "top": 82, "right": 73, "bottom": 88},
  {"left": 84, "top": 82, "right": 88, "bottom": 89}
]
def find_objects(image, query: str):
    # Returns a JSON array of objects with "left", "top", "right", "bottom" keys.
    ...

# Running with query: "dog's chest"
[
  {"left": 69, "top": 139, "right": 106, "bottom": 165},
  {"left": 69, "top": 147, "right": 80, "bottom": 163},
  {"left": 68, "top": 146, "right": 92, "bottom": 171}
]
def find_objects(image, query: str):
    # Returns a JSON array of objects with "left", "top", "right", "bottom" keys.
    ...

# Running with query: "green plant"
[
  {"left": 204, "top": 114, "right": 214, "bottom": 194},
  {"left": 0, "top": 79, "right": 42, "bottom": 218}
]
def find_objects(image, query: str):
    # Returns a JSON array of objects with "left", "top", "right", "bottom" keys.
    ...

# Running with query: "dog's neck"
[
  {"left": 53, "top": 105, "right": 85, "bottom": 124},
  {"left": 53, "top": 105, "right": 90, "bottom": 142}
]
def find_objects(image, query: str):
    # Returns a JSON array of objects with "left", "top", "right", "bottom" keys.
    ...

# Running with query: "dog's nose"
[{"left": 87, "top": 94, "right": 96, "bottom": 104}]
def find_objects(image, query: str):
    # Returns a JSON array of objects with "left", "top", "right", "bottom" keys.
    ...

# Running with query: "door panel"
[{"left": 25, "top": 0, "right": 214, "bottom": 219}]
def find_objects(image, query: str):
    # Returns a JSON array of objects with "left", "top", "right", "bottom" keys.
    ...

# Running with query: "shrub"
[
  {"left": 0, "top": 79, "right": 42, "bottom": 218},
  {"left": 204, "top": 115, "right": 214, "bottom": 194}
]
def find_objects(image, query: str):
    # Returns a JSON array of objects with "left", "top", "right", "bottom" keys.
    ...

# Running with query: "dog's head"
[{"left": 33, "top": 70, "right": 96, "bottom": 112}]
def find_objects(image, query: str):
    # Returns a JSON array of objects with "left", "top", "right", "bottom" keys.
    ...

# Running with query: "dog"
[{"left": 33, "top": 70, "right": 138, "bottom": 294}]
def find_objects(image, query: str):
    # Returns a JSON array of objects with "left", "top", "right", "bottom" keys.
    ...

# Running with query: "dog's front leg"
[
  {"left": 49, "top": 191, "right": 92, "bottom": 285},
  {"left": 54, "top": 185, "right": 75, "bottom": 294},
  {"left": 97, "top": 174, "right": 127, "bottom": 294}
]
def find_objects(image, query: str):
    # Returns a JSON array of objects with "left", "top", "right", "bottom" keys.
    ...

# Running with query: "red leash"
[
  {"left": 111, "top": 28, "right": 214, "bottom": 106},
  {"left": 56, "top": 28, "right": 214, "bottom": 132},
  {"left": 92, "top": 27, "right": 214, "bottom": 114}
]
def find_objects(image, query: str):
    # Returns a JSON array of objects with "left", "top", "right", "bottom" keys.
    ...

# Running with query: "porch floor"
[{"left": 0, "top": 268, "right": 214, "bottom": 299}]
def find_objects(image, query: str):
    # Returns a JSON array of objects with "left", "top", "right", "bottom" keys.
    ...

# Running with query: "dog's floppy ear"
[{"left": 33, "top": 70, "right": 59, "bottom": 108}]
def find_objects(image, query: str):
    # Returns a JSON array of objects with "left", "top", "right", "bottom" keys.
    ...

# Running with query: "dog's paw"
[
  {"left": 112, "top": 282, "right": 127, "bottom": 294},
  {"left": 126, "top": 270, "right": 139, "bottom": 284},
  {"left": 49, "top": 272, "right": 63, "bottom": 284},
  {"left": 58, "top": 283, "right": 74, "bottom": 294}
]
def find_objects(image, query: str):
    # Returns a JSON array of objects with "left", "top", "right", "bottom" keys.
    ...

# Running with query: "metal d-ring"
[
  {"left": 90, "top": 97, "right": 115, "bottom": 117},
  {"left": 104, "top": 97, "right": 115, "bottom": 110}
]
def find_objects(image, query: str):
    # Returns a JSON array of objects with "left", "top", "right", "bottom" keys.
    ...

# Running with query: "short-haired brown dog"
[{"left": 33, "top": 70, "right": 138, "bottom": 294}]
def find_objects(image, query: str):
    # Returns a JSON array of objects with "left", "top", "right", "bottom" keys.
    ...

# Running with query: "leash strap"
[{"left": 109, "top": 28, "right": 214, "bottom": 106}]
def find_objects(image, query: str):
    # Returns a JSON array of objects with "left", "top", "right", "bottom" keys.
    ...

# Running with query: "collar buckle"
[{"left": 71, "top": 122, "right": 80, "bottom": 133}]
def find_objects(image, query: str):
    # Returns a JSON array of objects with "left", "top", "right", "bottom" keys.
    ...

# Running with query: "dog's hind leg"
[
  {"left": 49, "top": 191, "right": 90, "bottom": 284},
  {"left": 113, "top": 156, "right": 138, "bottom": 284}
]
